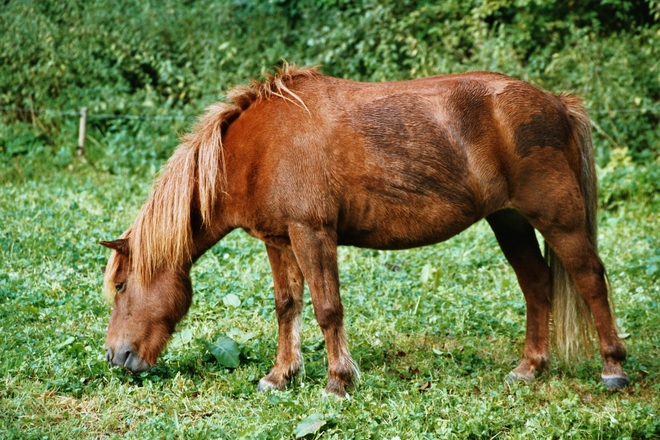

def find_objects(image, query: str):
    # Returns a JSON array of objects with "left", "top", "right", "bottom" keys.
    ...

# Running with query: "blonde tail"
[{"left": 548, "top": 94, "right": 602, "bottom": 361}]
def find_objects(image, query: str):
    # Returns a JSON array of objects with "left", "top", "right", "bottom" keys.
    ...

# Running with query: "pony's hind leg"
[
  {"left": 538, "top": 225, "right": 629, "bottom": 389},
  {"left": 258, "top": 245, "right": 305, "bottom": 391},
  {"left": 288, "top": 223, "right": 358, "bottom": 397},
  {"left": 511, "top": 154, "right": 628, "bottom": 389},
  {"left": 487, "top": 209, "right": 553, "bottom": 381}
]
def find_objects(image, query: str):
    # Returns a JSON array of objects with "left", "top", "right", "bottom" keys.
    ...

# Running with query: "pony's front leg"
[
  {"left": 288, "top": 224, "right": 359, "bottom": 397},
  {"left": 258, "top": 245, "right": 304, "bottom": 391},
  {"left": 487, "top": 210, "right": 552, "bottom": 381}
]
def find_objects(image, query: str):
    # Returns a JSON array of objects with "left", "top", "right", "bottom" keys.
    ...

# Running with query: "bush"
[{"left": 1, "top": 0, "right": 658, "bottom": 175}]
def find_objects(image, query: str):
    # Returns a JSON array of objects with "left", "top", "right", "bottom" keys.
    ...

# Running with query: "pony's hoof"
[
  {"left": 506, "top": 371, "right": 534, "bottom": 384},
  {"left": 322, "top": 387, "right": 348, "bottom": 399},
  {"left": 602, "top": 374, "right": 630, "bottom": 391},
  {"left": 323, "top": 380, "right": 348, "bottom": 398},
  {"left": 257, "top": 378, "right": 283, "bottom": 392}
]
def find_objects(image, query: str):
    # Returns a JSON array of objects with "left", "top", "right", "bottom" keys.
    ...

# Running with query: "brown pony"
[{"left": 101, "top": 64, "right": 629, "bottom": 397}]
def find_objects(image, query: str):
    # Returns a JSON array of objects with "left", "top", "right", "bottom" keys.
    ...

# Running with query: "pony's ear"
[{"left": 100, "top": 239, "right": 129, "bottom": 256}]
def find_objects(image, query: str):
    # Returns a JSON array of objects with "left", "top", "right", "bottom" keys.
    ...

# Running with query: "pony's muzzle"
[{"left": 105, "top": 345, "right": 152, "bottom": 373}]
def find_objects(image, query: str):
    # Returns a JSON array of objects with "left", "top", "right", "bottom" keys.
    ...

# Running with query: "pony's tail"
[{"left": 548, "top": 94, "right": 601, "bottom": 361}]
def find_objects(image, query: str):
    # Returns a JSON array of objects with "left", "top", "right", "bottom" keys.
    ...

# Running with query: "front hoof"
[
  {"left": 323, "top": 379, "right": 348, "bottom": 398},
  {"left": 602, "top": 374, "right": 630, "bottom": 391},
  {"left": 257, "top": 377, "right": 285, "bottom": 392}
]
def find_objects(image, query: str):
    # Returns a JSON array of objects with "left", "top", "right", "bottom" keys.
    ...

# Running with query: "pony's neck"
[{"left": 190, "top": 209, "right": 235, "bottom": 264}]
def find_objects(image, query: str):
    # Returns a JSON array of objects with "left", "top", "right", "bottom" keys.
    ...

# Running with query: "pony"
[{"left": 100, "top": 64, "right": 629, "bottom": 397}]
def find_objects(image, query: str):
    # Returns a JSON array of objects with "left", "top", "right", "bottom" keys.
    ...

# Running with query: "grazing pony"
[{"left": 101, "top": 65, "right": 629, "bottom": 396}]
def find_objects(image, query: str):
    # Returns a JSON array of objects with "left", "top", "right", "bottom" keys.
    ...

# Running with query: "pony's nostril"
[
  {"left": 109, "top": 345, "right": 131, "bottom": 366},
  {"left": 125, "top": 352, "right": 151, "bottom": 373},
  {"left": 107, "top": 345, "right": 151, "bottom": 372}
]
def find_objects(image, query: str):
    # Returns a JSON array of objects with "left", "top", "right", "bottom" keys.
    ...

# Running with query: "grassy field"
[{"left": 0, "top": 156, "right": 659, "bottom": 439}]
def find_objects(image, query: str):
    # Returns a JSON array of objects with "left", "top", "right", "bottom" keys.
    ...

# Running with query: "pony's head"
[
  {"left": 98, "top": 65, "right": 317, "bottom": 372},
  {"left": 100, "top": 238, "right": 193, "bottom": 373},
  {"left": 97, "top": 104, "right": 232, "bottom": 372}
]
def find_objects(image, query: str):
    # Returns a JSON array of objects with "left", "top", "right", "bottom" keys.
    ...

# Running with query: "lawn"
[{"left": 0, "top": 158, "right": 659, "bottom": 439}]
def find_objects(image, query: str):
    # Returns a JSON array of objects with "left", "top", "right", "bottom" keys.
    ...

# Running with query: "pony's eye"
[{"left": 114, "top": 282, "right": 126, "bottom": 294}]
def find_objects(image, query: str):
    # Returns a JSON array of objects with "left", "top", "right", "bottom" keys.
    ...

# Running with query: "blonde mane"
[{"left": 103, "top": 64, "right": 319, "bottom": 297}]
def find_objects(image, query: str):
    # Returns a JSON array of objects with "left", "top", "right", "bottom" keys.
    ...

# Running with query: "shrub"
[{"left": 1, "top": 0, "right": 658, "bottom": 175}]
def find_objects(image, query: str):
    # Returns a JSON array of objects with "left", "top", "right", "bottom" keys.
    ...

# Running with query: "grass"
[{"left": 0, "top": 159, "right": 659, "bottom": 439}]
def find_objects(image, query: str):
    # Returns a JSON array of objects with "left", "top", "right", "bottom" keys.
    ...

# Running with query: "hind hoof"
[
  {"left": 602, "top": 374, "right": 630, "bottom": 391},
  {"left": 506, "top": 371, "right": 534, "bottom": 384}
]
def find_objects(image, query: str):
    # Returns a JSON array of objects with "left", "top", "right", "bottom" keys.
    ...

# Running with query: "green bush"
[{"left": 1, "top": 0, "right": 658, "bottom": 175}]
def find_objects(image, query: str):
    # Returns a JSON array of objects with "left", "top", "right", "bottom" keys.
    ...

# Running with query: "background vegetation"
[
  {"left": 1, "top": 0, "right": 659, "bottom": 438},
  {"left": 2, "top": 0, "right": 660, "bottom": 175}
]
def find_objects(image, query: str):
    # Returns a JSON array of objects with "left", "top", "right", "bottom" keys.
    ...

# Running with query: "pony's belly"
[{"left": 337, "top": 203, "right": 477, "bottom": 250}]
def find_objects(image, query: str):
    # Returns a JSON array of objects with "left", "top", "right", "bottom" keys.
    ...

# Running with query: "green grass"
[{"left": 1, "top": 159, "right": 659, "bottom": 439}]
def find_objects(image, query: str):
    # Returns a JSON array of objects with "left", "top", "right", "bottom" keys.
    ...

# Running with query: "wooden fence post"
[{"left": 77, "top": 107, "right": 87, "bottom": 156}]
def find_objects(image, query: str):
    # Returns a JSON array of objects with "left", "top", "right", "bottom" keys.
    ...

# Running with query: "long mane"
[{"left": 103, "top": 64, "right": 319, "bottom": 297}]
